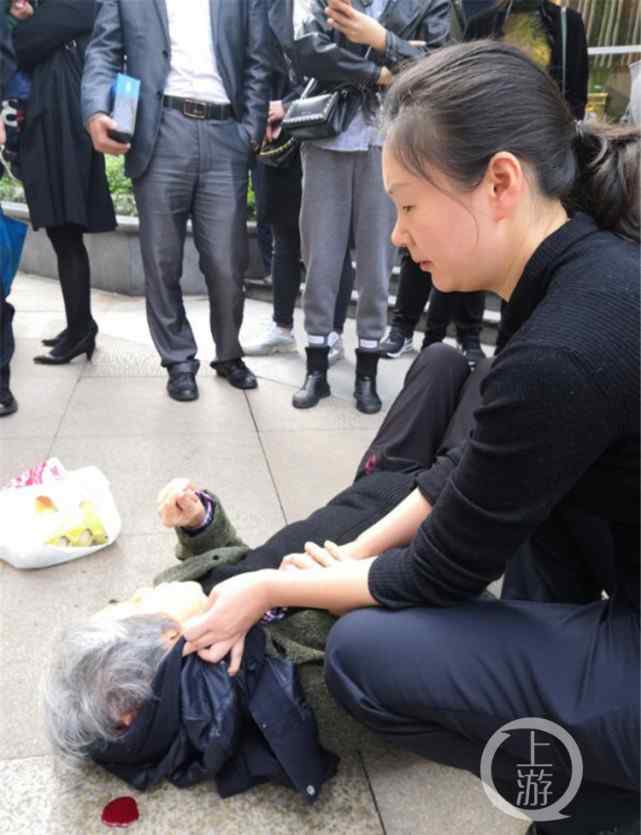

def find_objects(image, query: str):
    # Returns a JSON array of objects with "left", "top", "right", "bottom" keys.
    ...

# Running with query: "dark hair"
[{"left": 382, "top": 41, "right": 640, "bottom": 243}]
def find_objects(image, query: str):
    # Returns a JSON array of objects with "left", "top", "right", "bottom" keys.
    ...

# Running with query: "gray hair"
[{"left": 42, "top": 614, "right": 178, "bottom": 759}]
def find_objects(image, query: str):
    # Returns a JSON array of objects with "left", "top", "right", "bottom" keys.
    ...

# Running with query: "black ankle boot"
[
  {"left": 293, "top": 346, "right": 330, "bottom": 409},
  {"left": 354, "top": 349, "right": 382, "bottom": 414}
]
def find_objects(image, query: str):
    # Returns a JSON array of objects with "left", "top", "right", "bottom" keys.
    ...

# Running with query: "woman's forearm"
[
  {"left": 265, "top": 559, "right": 378, "bottom": 612},
  {"left": 352, "top": 487, "right": 431, "bottom": 558}
]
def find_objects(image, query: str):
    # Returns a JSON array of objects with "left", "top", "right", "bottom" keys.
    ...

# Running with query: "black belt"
[{"left": 163, "top": 95, "right": 233, "bottom": 121}]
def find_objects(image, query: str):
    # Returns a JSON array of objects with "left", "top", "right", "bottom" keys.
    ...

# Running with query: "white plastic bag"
[{"left": 0, "top": 461, "right": 121, "bottom": 569}]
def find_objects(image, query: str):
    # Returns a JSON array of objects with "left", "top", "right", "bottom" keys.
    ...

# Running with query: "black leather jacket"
[
  {"left": 90, "top": 628, "right": 338, "bottom": 802},
  {"left": 294, "top": 0, "right": 451, "bottom": 87}
]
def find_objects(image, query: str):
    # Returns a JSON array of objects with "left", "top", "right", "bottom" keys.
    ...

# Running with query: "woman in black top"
[
  {"left": 178, "top": 42, "right": 640, "bottom": 834},
  {"left": 14, "top": 0, "right": 115, "bottom": 365}
]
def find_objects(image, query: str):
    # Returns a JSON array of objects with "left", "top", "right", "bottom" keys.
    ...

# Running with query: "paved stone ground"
[{"left": 0, "top": 273, "right": 528, "bottom": 835}]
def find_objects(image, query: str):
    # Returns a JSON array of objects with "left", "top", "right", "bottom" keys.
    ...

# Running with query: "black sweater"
[{"left": 369, "top": 214, "right": 640, "bottom": 610}]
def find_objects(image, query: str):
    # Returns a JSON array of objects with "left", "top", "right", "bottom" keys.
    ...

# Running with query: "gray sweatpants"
[
  {"left": 300, "top": 144, "right": 396, "bottom": 347},
  {"left": 133, "top": 109, "right": 251, "bottom": 368}
]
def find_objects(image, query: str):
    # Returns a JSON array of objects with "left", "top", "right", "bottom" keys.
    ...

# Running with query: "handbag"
[
  {"left": 281, "top": 78, "right": 360, "bottom": 141},
  {"left": 258, "top": 129, "right": 300, "bottom": 168}
]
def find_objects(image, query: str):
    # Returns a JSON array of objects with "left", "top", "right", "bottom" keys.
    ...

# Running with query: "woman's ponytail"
[{"left": 571, "top": 122, "right": 640, "bottom": 243}]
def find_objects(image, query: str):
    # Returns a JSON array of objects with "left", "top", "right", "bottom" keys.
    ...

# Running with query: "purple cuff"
[{"left": 182, "top": 491, "right": 215, "bottom": 536}]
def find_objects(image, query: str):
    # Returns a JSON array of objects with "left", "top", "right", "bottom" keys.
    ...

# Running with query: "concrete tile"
[
  {"left": 79, "top": 336, "right": 166, "bottom": 377},
  {"left": 0, "top": 360, "right": 78, "bottom": 440},
  {"left": 56, "top": 377, "right": 255, "bottom": 438},
  {"left": 0, "top": 438, "right": 53, "bottom": 486},
  {"left": 363, "top": 748, "right": 530, "bottom": 835},
  {"left": 0, "top": 753, "right": 382, "bottom": 835},
  {"left": 247, "top": 378, "right": 387, "bottom": 433},
  {"left": 49, "top": 435, "right": 284, "bottom": 544},
  {"left": 0, "top": 533, "right": 180, "bottom": 759},
  {"left": 262, "top": 429, "right": 373, "bottom": 522},
  {"left": 8, "top": 273, "right": 116, "bottom": 314}
]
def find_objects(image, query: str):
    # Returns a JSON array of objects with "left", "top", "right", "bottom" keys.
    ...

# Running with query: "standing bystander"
[{"left": 82, "top": 0, "right": 271, "bottom": 401}]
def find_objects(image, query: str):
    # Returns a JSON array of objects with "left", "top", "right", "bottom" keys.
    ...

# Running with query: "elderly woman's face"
[{"left": 95, "top": 582, "right": 209, "bottom": 627}]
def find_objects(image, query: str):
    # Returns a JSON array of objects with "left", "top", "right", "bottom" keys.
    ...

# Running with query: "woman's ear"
[{"left": 484, "top": 152, "right": 525, "bottom": 221}]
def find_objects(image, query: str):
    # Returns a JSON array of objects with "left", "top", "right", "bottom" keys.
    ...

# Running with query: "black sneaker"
[
  {"left": 380, "top": 327, "right": 414, "bottom": 359},
  {"left": 460, "top": 341, "right": 486, "bottom": 370}
]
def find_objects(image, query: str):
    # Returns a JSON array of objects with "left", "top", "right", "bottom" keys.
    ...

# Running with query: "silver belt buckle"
[{"left": 184, "top": 99, "right": 207, "bottom": 120}]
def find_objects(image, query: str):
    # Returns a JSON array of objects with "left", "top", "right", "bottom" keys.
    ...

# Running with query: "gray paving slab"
[
  {"left": 0, "top": 753, "right": 383, "bottom": 835},
  {"left": 262, "top": 429, "right": 374, "bottom": 522},
  {"left": 363, "top": 748, "right": 530, "bottom": 835},
  {"left": 56, "top": 376, "right": 255, "bottom": 438},
  {"left": 0, "top": 356, "right": 78, "bottom": 442},
  {"left": 0, "top": 438, "right": 53, "bottom": 485},
  {"left": 49, "top": 434, "right": 285, "bottom": 544}
]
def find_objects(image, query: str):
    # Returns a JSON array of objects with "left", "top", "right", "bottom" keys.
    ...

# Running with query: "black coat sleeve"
[
  {"left": 294, "top": 0, "right": 381, "bottom": 85},
  {"left": 14, "top": 0, "right": 96, "bottom": 72},
  {"left": 368, "top": 343, "right": 617, "bottom": 608}
]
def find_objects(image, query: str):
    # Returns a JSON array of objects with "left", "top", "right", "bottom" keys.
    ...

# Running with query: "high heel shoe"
[
  {"left": 33, "top": 332, "right": 96, "bottom": 365},
  {"left": 42, "top": 321, "right": 98, "bottom": 348}
]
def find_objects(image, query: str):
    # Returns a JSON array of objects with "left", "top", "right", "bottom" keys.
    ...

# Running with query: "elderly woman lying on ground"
[{"left": 43, "top": 342, "right": 490, "bottom": 799}]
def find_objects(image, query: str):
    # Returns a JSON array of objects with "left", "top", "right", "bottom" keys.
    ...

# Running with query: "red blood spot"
[{"left": 101, "top": 797, "right": 139, "bottom": 828}]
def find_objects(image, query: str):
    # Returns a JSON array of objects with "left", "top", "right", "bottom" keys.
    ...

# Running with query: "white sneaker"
[
  {"left": 243, "top": 322, "right": 297, "bottom": 356},
  {"left": 328, "top": 331, "right": 345, "bottom": 366}
]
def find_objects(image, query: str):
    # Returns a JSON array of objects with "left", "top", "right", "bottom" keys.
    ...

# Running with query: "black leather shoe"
[
  {"left": 0, "top": 389, "right": 18, "bottom": 417},
  {"left": 34, "top": 332, "right": 96, "bottom": 365},
  {"left": 292, "top": 371, "right": 330, "bottom": 409},
  {"left": 167, "top": 370, "right": 199, "bottom": 402},
  {"left": 354, "top": 375, "right": 382, "bottom": 414},
  {"left": 213, "top": 359, "right": 258, "bottom": 390}
]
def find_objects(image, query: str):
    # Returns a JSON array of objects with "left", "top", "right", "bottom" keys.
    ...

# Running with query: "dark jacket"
[
  {"left": 370, "top": 214, "right": 640, "bottom": 611},
  {"left": 464, "top": 0, "right": 589, "bottom": 120},
  {"left": 91, "top": 628, "right": 338, "bottom": 801},
  {"left": 14, "top": 0, "right": 116, "bottom": 232},
  {"left": 0, "top": 13, "right": 15, "bottom": 94},
  {"left": 81, "top": 0, "right": 271, "bottom": 180},
  {"left": 294, "top": 0, "right": 451, "bottom": 87}
]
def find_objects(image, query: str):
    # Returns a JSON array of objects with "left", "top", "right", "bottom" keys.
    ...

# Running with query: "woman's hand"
[
  {"left": 157, "top": 478, "right": 206, "bottom": 529},
  {"left": 0, "top": 121, "right": 5, "bottom": 147},
  {"left": 265, "top": 100, "right": 285, "bottom": 142},
  {"left": 182, "top": 571, "right": 273, "bottom": 673},
  {"left": 325, "top": 0, "right": 387, "bottom": 51},
  {"left": 9, "top": 0, "right": 34, "bottom": 21}
]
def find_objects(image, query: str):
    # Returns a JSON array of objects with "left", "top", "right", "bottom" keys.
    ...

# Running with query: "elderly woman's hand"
[
  {"left": 325, "top": 0, "right": 387, "bottom": 51},
  {"left": 279, "top": 539, "right": 362, "bottom": 571},
  {"left": 157, "top": 478, "right": 206, "bottom": 529},
  {"left": 182, "top": 571, "right": 273, "bottom": 673},
  {"left": 9, "top": 0, "right": 34, "bottom": 21}
]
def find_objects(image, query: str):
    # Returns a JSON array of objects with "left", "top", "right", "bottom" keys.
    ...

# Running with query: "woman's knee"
[
  {"left": 405, "top": 342, "right": 469, "bottom": 386},
  {"left": 324, "top": 609, "right": 382, "bottom": 716}
]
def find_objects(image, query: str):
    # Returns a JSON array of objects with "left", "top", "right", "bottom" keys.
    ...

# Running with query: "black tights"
[{"left": 45, "top": 224, "right": 94, "bottom": 340}]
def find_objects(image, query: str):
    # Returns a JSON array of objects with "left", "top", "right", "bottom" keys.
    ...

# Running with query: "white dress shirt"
[{"left": 164, "top": 0, "right": 230, "bottom": 104}]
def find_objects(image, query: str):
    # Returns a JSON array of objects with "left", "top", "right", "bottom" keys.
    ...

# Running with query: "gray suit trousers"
[{"left": 133, "top": 109, "right": 251, "bottom": 368}]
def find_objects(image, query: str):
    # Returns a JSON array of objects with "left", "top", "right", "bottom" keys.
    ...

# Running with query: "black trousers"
[
  {"left": 0, "top": 278, "right": 15, "bottom": 394},
  {"left": 392, "top": 253, "right": 485, "bottom": 347},
  {"left": 202, "top": 343, "right": 639, "bottom": 833}
]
